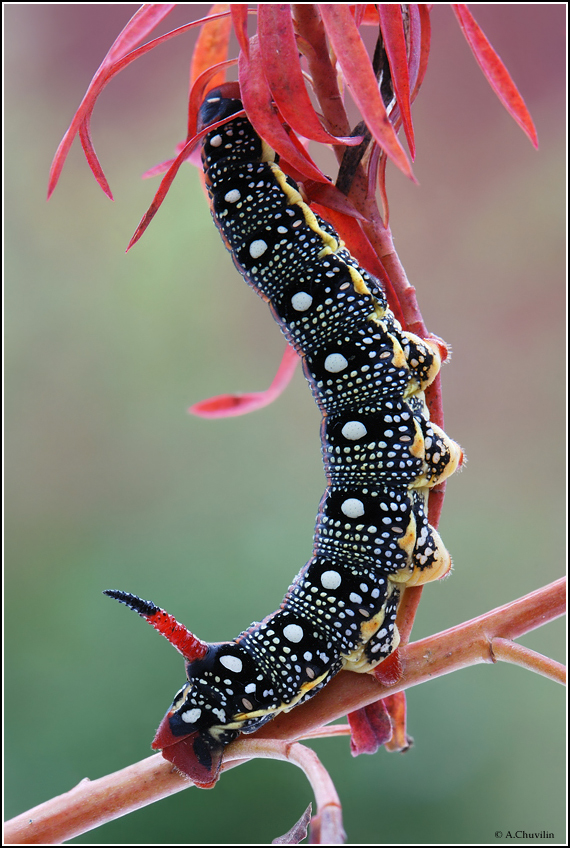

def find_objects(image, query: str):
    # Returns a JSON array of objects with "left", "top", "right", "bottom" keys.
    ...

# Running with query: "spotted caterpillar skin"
[{"left": 108, "top": 85, "right": 462, "bottom": 785}]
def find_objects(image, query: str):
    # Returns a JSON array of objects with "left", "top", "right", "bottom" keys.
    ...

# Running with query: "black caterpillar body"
[{"left": 106, "top": 84, "right": 462, "bottom": 786}]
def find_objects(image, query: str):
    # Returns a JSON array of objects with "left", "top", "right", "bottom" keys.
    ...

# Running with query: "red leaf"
[
  {"left": 319, "top": 5, "right": 414, "bottom": 179},
  {"left": 105, "top": 4, "right": 177, "bottom": 64},
  {"left": 410, "top": 4, "right": 431, "bottom": 102},
  {"left": 48, "top": 4, "right": 176, "bottom": 198},
  {"left": 378, "top": 5, "right": 415, "bottom": 158},
  {"left": 190, "top": 3, "right": 232, "bottom": 88},
  {"left": 78, "top": 114, "right": 113, "bottom": 200},
  {"left": 187, "top": 58, "right": 238, "bottom": 138},
  {"left": 452, "top": 4, "right": 538, "bottom": 148},
  {"left": 257, "top": 6, "right": 363, "bottom": 148},
  {"left": 302, "top": 181, "right": 366, "bottom": 222},
  {"left": 347, "top": 701, "right": 392, "bottom": 755},
  {"left": 141, "top": 139, "right": 203, "bottom": 180},
  {"left": 189, "top": 345, "right": 300, "bottom": 418},
  {"left": 127, "top": 110, "right": 245, "bottom": 250},
  {"left": 238, "top": 39, "right": 330, "bottom": 184},
  {"left": 230, "top": 3, "right": 249, "bottom": 57},
  {"left": 352, "top": 5, "right": 380, "bottom": 27},
  {"left": 48, "top": 9, "right": 231, "bottom": 199}
]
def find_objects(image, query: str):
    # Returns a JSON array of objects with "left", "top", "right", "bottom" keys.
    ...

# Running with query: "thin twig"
[
  {"left": 228, "top": 739, "right": 345, "bottom": 844},
  {"left": 491, "top": 637, "right": 566, "bottom": 684}
]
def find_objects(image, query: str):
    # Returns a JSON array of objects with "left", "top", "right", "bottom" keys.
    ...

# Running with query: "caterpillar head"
[{"left": 104, "top": 590, "right": 260, "bottom": 788}]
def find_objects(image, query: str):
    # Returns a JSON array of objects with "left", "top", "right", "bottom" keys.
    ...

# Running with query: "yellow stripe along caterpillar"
[{"left": 105, "top": 83, "right": 462, "bottom": 788}]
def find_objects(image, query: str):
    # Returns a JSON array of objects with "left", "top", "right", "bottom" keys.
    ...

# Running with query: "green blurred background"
[{"left": 5, "top": 5, "right": 565, "bottom": 844}]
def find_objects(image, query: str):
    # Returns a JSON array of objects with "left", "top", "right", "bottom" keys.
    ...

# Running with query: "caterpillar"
[{"left": 105, "top": 82, "right": 462, "bottom": 788}]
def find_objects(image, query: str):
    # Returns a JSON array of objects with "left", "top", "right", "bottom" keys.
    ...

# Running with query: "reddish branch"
[{"left": 5, "top": 578, "right": 564, "bottom": 846}]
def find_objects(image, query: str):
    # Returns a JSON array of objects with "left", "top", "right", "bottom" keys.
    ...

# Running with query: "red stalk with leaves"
[{"left": 6, "top": 5, "right": 563, "bottom": 845}]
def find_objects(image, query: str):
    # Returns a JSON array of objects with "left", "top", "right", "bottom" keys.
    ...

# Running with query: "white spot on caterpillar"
[
  {"left": 283, "top": 623, "right": 304, "bottom": 643},
  {"left": 224, "top": 189, "right": 241, "bottom": 203},
  {"left": 181, "top": 708, "right": 201, "bottom": 724},
  {"left": 219, "top": 654, "right": 243, "bottom": 673},
  {"left": 209, "top": 134, "right": 222, "bottom": 147},
  {"left": 349, "top": 592, "right": 363, "bottom": 604},
  {"left": 341, "top": 498, "right": 365, "bottom": 518},
  {"left": 249, "top": 239, "right": 268, "bottom": 258},
  {"left": 244, "top": 682, "right": 256, "bottom": 694},
  {"left": 321, "top": 570, "right": 342, "bottom": 590},
  {"left": 291, "top": 292, "right": 313, "bottom": 312},
  {"left": 324, "top": 353, "right": 348, "bottom": 373},
  {"left": 341, "top": 421, "right": 367, "bottom": 440}
]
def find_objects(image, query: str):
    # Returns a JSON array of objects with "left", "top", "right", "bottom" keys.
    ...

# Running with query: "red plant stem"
[
  {"left": 228, "top": 739, "right": 345, "bottom": 844},
  {"left": 491, "top": 637, "right": 566, "bottom": 684},
  {"left": 5, "top": 578, "right": 564, "bottom": 845}
]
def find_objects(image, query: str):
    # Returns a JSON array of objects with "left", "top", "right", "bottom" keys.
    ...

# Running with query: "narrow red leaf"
[
  {"left": 187, "top": 58, "right": 238, "bottom": 137},
  {"left": 258, "top": 5, "right": 363, "bottom": 148},
  {"left": 230, "top": 3, "right": 249, "bottom": 57},
  {"left": 189, "top": 345, "right": 300, "bottom": 418},
  {"left": 378, "top": 5, "right": 415, "bottom": 158},
  {"left": 78, "top": 114, "right": 113, "bottom": 199},
  {"left": 141, "top": 139, "right": 203, "bottom": 180},
  {"left": 141, "top": 151, "right": 182, "bottom": 180},
  {"left": 302, "top": 181, "right": 367, "bottom": 221},
  {"left": 452, "top": 4, "right": 538, "bottom": 148},
  {"left": 48, "top": 4, "right": 175, "bottom": 198},
  {"left": 48, "top": 10, "right": 231, "bottom": 199},
  {"left": 190, "top": 3, "right": 232, "bottom": 87},
  {"left": 104, "top": 4, "right": 177, "bottom": 65},
  {"left": 411, "top": 4, "right": 431, "bottom": 101},
  {"left": 238, "top": 39, "right": 330, "bottom": 184},
  {"left": 352, "top": 5, "right": 379, "bottom": 27},
  {"left": 319, "top": 5, "right": 414, "bottom": 179},
  {"left": 127, "top": 111, "right": 245, "bottom": 250}
]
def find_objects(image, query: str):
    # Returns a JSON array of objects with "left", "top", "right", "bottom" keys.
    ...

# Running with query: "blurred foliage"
[{"left": 5, "top": 5, "right": 565, "bottom": 844}]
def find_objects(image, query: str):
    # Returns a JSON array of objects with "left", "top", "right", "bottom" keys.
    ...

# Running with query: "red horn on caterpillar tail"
[{"left": 103, "top": 590, "right": 209, "bottom": 661}]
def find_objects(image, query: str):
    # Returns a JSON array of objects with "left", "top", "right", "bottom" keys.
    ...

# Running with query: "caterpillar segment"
[{"left": 105, "top": 83, "right": 462, "bottom": 787}]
